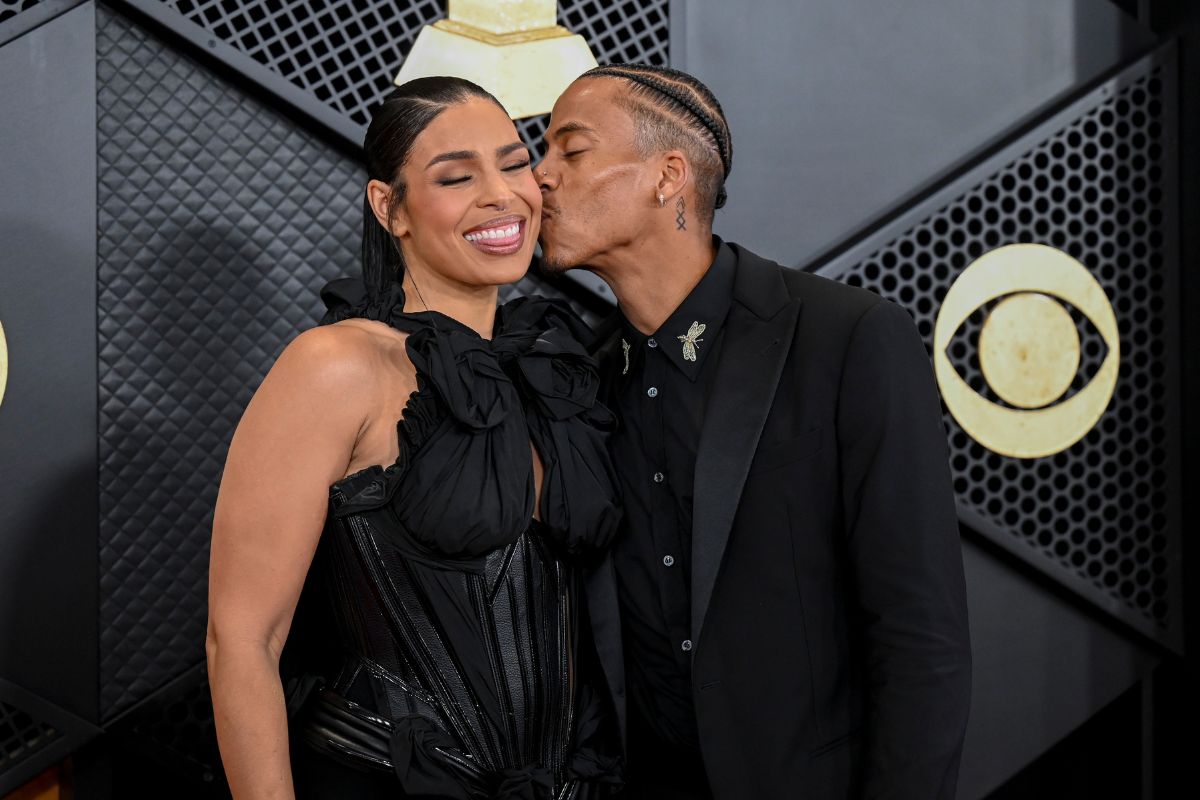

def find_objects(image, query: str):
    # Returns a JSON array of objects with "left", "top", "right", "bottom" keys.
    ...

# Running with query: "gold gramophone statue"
[{"left": 395, "top": 0, "right": 598, "bottom": 119}]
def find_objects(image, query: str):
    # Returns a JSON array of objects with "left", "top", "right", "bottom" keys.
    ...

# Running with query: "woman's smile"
[{"left": 462, "top": 213, "right": 527, "bottom": 255}]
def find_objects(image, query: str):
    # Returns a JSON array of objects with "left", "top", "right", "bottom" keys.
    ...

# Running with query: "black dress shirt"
[{"left": 610, "top": 241, "right": 736, "bottom": 767}]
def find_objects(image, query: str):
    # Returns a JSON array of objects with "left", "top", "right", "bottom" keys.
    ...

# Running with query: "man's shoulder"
[{"left": 727, "top": 241, "right": 888, "bottom": 328}]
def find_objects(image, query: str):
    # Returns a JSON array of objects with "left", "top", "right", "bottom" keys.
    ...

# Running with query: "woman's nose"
[{"left": 480, "top": 168, "right": 516, "bottom": 208}]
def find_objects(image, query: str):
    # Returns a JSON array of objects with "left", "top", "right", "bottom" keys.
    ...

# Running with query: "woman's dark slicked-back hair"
[{"left": 361, "top": 76, "right": 505, "bottom": 302}]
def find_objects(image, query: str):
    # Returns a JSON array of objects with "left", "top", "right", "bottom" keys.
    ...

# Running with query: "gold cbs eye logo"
[
  {"left": 0, "top": 319, "right": 8, "bottom": 412},
  {"left": 933, "top": 244, "right": 1119, "bottom": 459}
]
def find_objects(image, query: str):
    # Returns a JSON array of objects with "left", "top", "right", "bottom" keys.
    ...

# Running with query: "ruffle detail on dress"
[
  {"left": 386, "top": 715, "right": 563, "bottom": 799},
  {"left": 386, "top": 715, "right": 480, "bottom": 800},
  {"left": 405, "top": 325, "right": 516, "bottom": 431},
  {"left": 320, "top": 278, "right": 620, "bottom": 562}
]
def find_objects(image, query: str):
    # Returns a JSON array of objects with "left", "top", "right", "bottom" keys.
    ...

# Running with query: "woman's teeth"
[{"left": 464, "top": 224, "right": 521, "bottom": 244}]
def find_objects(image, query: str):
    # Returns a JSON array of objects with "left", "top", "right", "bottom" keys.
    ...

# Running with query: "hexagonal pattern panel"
[{"left": 821, "top": 49, "right": 1180, "bottom": 646}]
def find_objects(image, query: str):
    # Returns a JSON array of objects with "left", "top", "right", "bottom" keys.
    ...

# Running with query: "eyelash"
[{"left": 437, "top": 160, "right": 531, "bottom": 186}]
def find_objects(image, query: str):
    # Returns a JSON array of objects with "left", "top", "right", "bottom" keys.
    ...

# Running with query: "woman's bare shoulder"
[{"left": 273, "top": 320, "right": 410, "bottom": 390}]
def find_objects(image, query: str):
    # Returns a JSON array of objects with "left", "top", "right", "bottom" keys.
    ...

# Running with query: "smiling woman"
[{"left": 206, "top": 76, "right": 622, "bottom": 800}]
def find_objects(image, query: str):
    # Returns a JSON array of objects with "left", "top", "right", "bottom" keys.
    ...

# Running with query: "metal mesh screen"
[
  {"left": 161, "top": 0, "right": 441, "bottom": 125},
  {"left": 0, "top": 1, "right": 43, "bottom": 25},
  {"left": 0, "top": 700, "right": 60, "bottom": 777},
  {"left": 518, "top": 0, "right": 670, "bottom": 151},
  {"left": 157, "top": 0, "right": 668, "bottom": 143},
  {"left": 822, "top": 51, "right": 1179, "bottom": 644},
  {"left": 96, "top": 4, "right": 590, "bottom": 719},
  {"left": 102, "top": 670, "right": 230, "bottom": 795}
]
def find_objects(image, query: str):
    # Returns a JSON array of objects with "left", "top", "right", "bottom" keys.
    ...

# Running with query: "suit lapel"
[
  {"left": 584, "top": 315, "right": 628, "bottom": 752},
  {"left": 691, "top": 250, "right": 801, "bottom": 646},
  {"left": 584, "top": 552, "right": 626, "bottom": 752}
]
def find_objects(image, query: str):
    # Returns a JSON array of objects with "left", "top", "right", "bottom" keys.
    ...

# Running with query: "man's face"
[{"left": 538, "top": 79, "right": 657, "bottom": 273}]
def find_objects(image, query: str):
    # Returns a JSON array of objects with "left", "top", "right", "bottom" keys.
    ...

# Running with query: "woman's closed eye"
[{"left": 437, "top": 161, "right": 530, "bottom": 186}]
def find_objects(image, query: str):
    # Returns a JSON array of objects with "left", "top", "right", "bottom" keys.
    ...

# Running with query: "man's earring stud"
[{"left": 657, "top": 193, "right": 665, "bottom": 207}]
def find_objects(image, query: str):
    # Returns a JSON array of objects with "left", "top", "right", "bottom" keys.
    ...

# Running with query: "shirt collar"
[{"left": 621, "top": 237, "right": 736, "bottom": 382}]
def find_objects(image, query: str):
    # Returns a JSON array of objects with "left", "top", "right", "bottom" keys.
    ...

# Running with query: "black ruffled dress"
[{"left": 286, "top": 281, "right": 623, "bottom": 799}]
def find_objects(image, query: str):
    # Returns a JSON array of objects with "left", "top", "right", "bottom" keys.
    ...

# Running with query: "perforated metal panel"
[
  {"left": 156, "top": 0, "right": 667, "bottom": 127},
  {"left": 96, "top": 4, "right": 591, "bottom": 719},
  {"left": 145, "top": 0, "right": 668, "bottom": 155},
  {"left": 0, "top": 0, "right": 43, "bottom": 25},
  {"left": 517, "top": 0, "right": 671, "bottom": 150},
  {"left": 819, "top": 47, "right": 1181, "bottom": 647},
  {"left": 0, "top": 700, "right": 59, "bottom": 777},
  {"left": 160, "top": 0, "right": 440, "bottom": 125}
]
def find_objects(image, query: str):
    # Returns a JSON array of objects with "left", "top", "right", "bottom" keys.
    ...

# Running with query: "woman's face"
[{"left": 379, "top": 97, "right": 541, "bottom": 291}]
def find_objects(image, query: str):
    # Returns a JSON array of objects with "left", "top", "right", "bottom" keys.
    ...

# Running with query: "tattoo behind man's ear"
[{"left": 676, "top": 196, "right": 687, "bottom": 231}]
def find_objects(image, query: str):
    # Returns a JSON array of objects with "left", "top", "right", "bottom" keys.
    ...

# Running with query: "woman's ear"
[{"left": 366, "top": 179, "right": 409, "bottom": 238}]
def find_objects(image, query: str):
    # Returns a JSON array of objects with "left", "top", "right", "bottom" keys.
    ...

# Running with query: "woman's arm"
[{"left": 207, "top": 326, "right": 371, "bottom": 800}]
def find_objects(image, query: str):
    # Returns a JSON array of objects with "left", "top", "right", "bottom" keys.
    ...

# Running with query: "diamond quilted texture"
[{"left": 96, "top": 6, "right": 580, "bottom": 719}]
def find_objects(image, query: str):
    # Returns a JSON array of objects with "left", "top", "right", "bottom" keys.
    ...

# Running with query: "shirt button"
[
  {"left": 647, "top": 387, "right": 659, "bottom": 398},
  {"left": 647, "top": 338, "right": 658, "bottom": 348},
  {"left": 652, "top": 472, "right": 664, "bottom": 483},
  {"left": 662, "top": 555, "right": 675, "bottom": 567},
  {"left": 681, "top": 639, "right": 693, "bottom": 652}
]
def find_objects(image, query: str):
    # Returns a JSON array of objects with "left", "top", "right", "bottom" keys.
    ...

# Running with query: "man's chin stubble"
[{"left": 536, "top": 248, "right": 576, "bottom": 275}]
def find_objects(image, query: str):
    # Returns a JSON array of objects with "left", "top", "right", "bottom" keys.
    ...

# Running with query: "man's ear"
[
  {"left": 366, "top": 179, "right": 410, "bottom": 238},
  {"left": 657, "top": 150, "right": 690, "bottom": 201}
]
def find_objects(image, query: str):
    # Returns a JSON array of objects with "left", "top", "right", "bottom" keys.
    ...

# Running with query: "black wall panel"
[
  {"left": 818, "top": 47, "right": 1181, "bottom": 648},
  {"left": 957, "top": 538, "right": 1157, "bottom": 796},
  {"left": 96, "top": 4, "right": 361, "bottom": 719},
  {"left": 0, "top": 0, "right": 98, "bottom": 721},
  {"left": 679, "top": 0, "right": 1158, "bottom": 268},
  {"left": 0, "top": 0, "right": 1189, "bottom": 795},
  {"left": 94, "top": 2, "right": 591, "bottom": 721},
  {"left": 0, "top": 4, "right": 103, "bottom": 791},
  {"left": 123, "top": 0, "right": 670, "bottom": 150}
]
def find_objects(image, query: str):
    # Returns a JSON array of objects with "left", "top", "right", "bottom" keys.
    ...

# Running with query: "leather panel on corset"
[{"left": 286, "top": 280, "right": 622, "bottom": 799}]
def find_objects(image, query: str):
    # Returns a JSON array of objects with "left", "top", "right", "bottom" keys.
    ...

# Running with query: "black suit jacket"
[{"left": 586, "top": 242, "right": 972, "bottom": 800}]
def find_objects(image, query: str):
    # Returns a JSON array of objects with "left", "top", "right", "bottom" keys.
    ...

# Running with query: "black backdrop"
[{"left": 0, "top": 1, "right": 1196, "bottom": 797}]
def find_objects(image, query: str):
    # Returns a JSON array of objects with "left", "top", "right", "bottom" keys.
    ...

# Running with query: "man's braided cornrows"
[{"left": 584, "top": 64, "right": 733, "bottom": 212}]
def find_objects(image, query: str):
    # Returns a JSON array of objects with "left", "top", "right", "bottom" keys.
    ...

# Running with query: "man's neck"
[{"left": 598, "top": 233, "right": 718, "bottom": 335}]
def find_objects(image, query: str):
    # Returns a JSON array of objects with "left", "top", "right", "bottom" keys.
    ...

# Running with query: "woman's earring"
[{"left": 657, "top": 192, "right": 665, "bottom": 207}]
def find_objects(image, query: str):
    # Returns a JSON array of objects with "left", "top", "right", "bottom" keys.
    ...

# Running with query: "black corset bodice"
[{"left": 288, "top": 281, "right": 622, "bottom": 799}]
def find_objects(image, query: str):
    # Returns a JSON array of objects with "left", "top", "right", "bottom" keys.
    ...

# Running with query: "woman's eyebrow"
[
  {"left": 425, "top": 149, "right": 477, "bottom": 169},
  {"left": 496, "top": 142, "right": 528, "bottom": 158}
]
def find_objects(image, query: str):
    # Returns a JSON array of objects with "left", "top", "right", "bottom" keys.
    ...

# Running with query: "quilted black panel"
[{"left": 96, "top": 5, "right": 576, "bottom": 719}]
